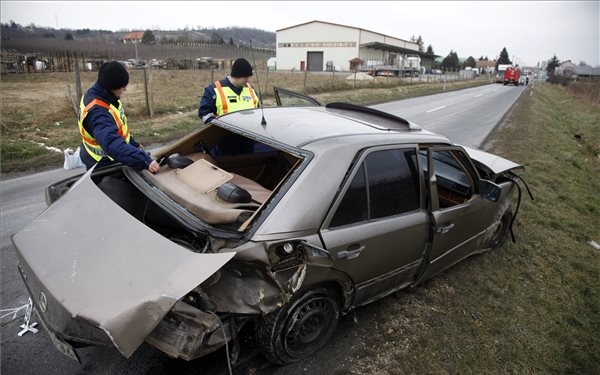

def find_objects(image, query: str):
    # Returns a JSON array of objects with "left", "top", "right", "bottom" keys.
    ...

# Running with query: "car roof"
[{"left": 215, "top": 104, "right": 449, "bottom": 148}]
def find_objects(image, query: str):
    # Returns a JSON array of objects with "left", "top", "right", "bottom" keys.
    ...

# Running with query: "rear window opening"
[
  {"left": 88, "top": 126, "right": 303, "bottom": 252},
  {"left": 136, "top": 125, "right": 303, "bottom": 232},
  {"left": 94, "top": 171, "right": 211, "bottom": 252}
]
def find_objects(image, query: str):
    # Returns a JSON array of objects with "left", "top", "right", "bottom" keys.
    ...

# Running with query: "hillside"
[
  {"left": 0, "top": 22, "right": 275, "bottom": 48},
  {"left": 0, "top": 23, "right": 275, "bottom": 72}
]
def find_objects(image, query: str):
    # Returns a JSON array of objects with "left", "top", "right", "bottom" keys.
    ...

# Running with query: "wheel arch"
[{"left": 301, "top": 265, "right": 355, "bottom": 312}]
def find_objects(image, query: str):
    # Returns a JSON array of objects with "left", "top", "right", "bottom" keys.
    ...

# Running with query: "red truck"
[{"left": 504, "top": 66, "right": 521, "bottom": 86}]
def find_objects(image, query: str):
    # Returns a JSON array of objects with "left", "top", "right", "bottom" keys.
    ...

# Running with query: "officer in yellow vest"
[
  {"left": 78, "top": 61, "right": 160, "bottom": 173},
  {"left": 198, "top": 57, "right": 260, "bottom": 124}
]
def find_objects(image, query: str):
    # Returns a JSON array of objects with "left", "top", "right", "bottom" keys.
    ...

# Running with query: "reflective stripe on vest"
[
  {"left": 214, "top": 81, "right": 258, "bottom": 116},
  {"left": 78, "top": 97, "right": 131, "bottom": 161}
]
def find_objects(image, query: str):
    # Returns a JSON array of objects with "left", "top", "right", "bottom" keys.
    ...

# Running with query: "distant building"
[
  {"left": 121, "top": 31, "right": 144, "bottom": 44},
  {"left": 476, "top": 60, "right": 496, "bottom": 74},
  {"left": 555, "top": 60, "right": 576, "bottom": 77},
  {"left": 571, "top": 66, "right": 600, "bottom": 80},
  {"left": 275, "top": 20, "right": 430, "bottom": 72},
  {"left": 349, "top": 57, "right": 364, "bottom": 71}
]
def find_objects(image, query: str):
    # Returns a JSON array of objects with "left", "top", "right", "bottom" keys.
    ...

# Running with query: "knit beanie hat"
[
  {"left": 98, "top": 61, "right": 129, "bottom": 90},
  {"left": 230, "top": 58, "right": 253, "bottom": 77}
]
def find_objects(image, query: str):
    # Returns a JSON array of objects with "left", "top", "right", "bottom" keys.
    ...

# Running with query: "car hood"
[
  {"left": 462, "top": 146, "right": 523, "bottom": 175},
  {"left": 12, "top": 168, "right": 234, "bottom": 358}
]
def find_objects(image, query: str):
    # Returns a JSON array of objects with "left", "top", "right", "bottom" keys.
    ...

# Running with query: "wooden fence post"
[
  {"left": 74, "top": 57, "right": 82, "bottom": 100},
  {"left": 265, "top": 67, "right": 270, "bottom": 95},
  {"left": 67, "top": 85, "right": 79, "bottom": 119},
  {"left": 303, "top": 68, "right": 308, "bottom": 93},
  {"left": 144, "top": 67, "right": 154, "bottom": 117}
]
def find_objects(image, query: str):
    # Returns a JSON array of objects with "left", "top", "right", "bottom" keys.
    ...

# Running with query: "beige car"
[{"left": 12, "top": 90, "right": 529, "bottom": 366}]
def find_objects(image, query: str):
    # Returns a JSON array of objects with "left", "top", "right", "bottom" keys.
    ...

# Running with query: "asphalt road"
[{"left": 0, "top": 83, "right": 526, "bottom": 375}]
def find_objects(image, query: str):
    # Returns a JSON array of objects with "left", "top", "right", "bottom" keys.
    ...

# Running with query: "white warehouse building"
[{"left": 276, "top": 20, "right": 424, "bottom": 72}]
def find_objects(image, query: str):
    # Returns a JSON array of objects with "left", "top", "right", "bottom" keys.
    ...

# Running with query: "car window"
[
  {"left": 273, "top": 87, "right": 322, "bottom": 107},
  {"left": 330, "top": 163, "right": 368, "bottom": 226},
  {"left": 330, "top": 148, "right": 420, "bottom": 227},
  {"left": 421, "top": 149, "right": 476, "bottom": 207}
]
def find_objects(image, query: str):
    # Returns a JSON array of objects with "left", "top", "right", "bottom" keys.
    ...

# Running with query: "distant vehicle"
[
  {"left": 426, "top": 69, "right": 442, "bottom": 75},
  {"left": 118, "top": 60, "right": 134, "bottom": 68},
  {"left": 504, "top": 67, "right": 521, "bottom": 86},
  {"left": 496, "top": 64, "right": 512, "bottom": 83},
  {"left": 150, "top": 59, "right": 167, "bottom": 69},
  {"left": 519, "top": 75, "right": 529, "bottom": 86},
  {"left": 197, "top": 57, "right": 219, "bottom": 69},
  {"left": 372, "top": 66, "right": 420, "bottom": 77},
  {"left": 370, "top": 55, "right": 421, "bottom": 77}
]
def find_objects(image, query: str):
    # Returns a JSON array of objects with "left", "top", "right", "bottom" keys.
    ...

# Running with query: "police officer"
[
  {"left": 78, "top": 61, "right": 160, "bottom": 173},
  {"left": 198, "top": 57, "right": 260, "bottom": 124}
]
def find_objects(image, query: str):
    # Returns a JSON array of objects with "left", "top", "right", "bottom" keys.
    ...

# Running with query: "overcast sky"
[{"left": 2, "top": 1, "right": 598, "bottom": 67}]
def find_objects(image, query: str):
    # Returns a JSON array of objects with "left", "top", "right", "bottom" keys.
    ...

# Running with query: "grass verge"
[{"left": 329, "top": 82, "right": 600, "bottom": 375}]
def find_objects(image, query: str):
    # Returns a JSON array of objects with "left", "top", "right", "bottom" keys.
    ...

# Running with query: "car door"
[
  {"left": 319, "top": 145, "right": 430, "bottom": 307},
  {"left": 415, "top": 146, "right": 497, "bottom": 283},
  {"left": 273, "top": 87, "right": 322, "bottom": 107}
]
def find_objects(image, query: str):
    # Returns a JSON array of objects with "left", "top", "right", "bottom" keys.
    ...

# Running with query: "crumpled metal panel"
[
  {"left": 463, "top": 146, "right": 523, "bottom": 174},
  {"left": 203, "top": 263, "right": 294, "bottom": 314}
]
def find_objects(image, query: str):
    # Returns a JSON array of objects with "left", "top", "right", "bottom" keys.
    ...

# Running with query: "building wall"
[
  {"left": 276, "top": 21, "right": 419, "bottom": 72},
  {"left": 277, "top": 22, "right": 360, "bottom": 71}
]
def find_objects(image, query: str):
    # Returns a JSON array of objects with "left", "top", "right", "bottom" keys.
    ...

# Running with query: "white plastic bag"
[{"left": 63, "top": 146, "right": 84, "bottom": 170}]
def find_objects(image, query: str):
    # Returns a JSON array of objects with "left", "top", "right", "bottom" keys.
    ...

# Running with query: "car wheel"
[
  {"left": 256, "top": 287, "right": 340, "bottom": 365},
  {"left": 489, "top": 210, "right": 512, "bottom": 249}
]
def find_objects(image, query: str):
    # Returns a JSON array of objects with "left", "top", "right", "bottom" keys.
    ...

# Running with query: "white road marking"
[{"left": 426, "top": 105, "right": 447, "bottom": 113}]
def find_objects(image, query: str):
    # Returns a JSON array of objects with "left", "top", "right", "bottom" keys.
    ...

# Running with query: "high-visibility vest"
[
  {"left": 78, "top": 97, "right": 131, "bottom": 161},
  {"left": 213, "top": 81, "right": 258, "bottom": 116}
]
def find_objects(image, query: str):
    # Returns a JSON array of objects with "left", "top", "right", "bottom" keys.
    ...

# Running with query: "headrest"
[
  {"left": 217, "top": 182, "right": 252, "bottom": 203},
  {"left": 166, "top": 153, "right": 194, "bottom": 169}
]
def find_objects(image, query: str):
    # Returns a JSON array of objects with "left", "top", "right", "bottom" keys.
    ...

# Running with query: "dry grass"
[
  {"left": 308, "top": 82, "right": 600, "bottom": 375},
  {"left": 0, "top": 69, "right": 486, "bottom": 174},
  {"left": 565, "top": 80, "right": 600, "bottom": 108}
]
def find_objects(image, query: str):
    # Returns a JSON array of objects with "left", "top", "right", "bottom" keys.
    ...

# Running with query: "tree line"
[{"left": 409, "top": 35, "right": 503, "bottom": 71}]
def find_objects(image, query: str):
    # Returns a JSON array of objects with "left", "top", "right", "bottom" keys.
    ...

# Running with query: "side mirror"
[{"left": 480, "top": 179, "right": 502, "bottom": 202}]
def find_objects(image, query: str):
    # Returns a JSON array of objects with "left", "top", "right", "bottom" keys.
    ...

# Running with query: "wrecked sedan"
[{"left": 12, "top": 94, "right": 528, "bottom": 366}]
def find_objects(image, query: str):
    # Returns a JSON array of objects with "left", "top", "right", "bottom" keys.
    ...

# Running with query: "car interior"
[{"left": 141, "top": 125, "right": 302, "bottom": 228}]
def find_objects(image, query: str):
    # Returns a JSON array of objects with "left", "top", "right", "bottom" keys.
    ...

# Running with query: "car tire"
[
  {"left": 256, "top": 287, "right": 340, "bottom": 365},
  {"left": 489, "top": 210, "right": 512, "bottom": 249}
]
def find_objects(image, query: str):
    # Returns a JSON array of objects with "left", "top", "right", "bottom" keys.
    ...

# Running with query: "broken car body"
[{"left": 12, "top": 90, "right": 528, "bottom": 365}]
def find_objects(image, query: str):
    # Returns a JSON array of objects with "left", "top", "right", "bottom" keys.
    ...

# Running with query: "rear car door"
[{"left": 319, "top": 145, "right": 430, "bottom": 306}]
